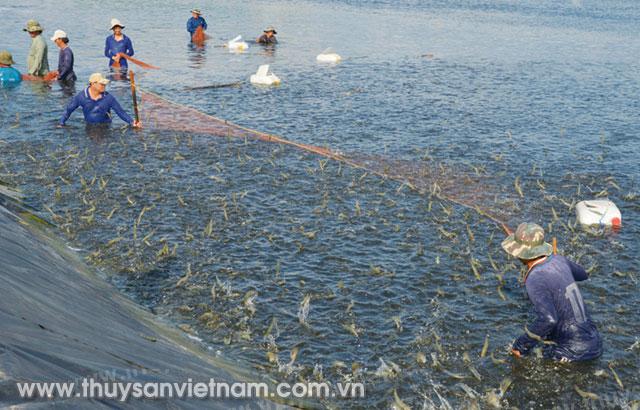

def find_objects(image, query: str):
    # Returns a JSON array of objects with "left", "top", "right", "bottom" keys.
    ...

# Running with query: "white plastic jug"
[
  {"left": 316, "top": 48, "right": 341, "bottom": 63},
  {"left": 227, "top": 35, "right": 248, "bottom": 52},
  {"left": 575, "top": 199, "right": 621, "bottom": 227},
  {"left": 250, "top": 64, "right": 281, "bottom": 86}
]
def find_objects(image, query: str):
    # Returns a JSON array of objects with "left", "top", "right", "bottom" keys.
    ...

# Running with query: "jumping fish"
[
  {"left": 392, "top": 389, "right": 411, "bottom": 410},
  {"left": 480, "top": 335, "right": 489, "bottom": 358},
  {"left": 175, "top": 263, "right": 192, "bottom": 288},
  {"left": 490, "top": 352, "right": 507, "bottom": 365},
  {"left": 608, "top": 363, "right": 624, "bottom": 390},
  {"left": 374, "top": 358, "right": 400, "bottom": 379},
  {"left": 514, "top": 176, "right": 523, "bottom": 198},
  {"left": 298, "top": 295, "right": 311, "bottom": 325},
  {"left": 574, "top": 385, "right": 599, "bottom": 400},
  {"left": 524, "top": 325, "right": 556, "bottom": 345}
]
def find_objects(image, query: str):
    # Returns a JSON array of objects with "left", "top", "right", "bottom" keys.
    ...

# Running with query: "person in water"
[
  {"left": 257, "top": 26, "right": 277, "bottom": 44},
  {"left": 24, "top": 20, "right": 49, "bottom": 77},
  {"left": 187, "top": 9, "right": 208, "bottom": 38},
  {"left": 104, "top": 19, "right": 134, "bottom": 71},
  {"left": 49, "top": 30, "right": 77, "bottom": 83},
  {"left": 0, "top": 51, "right": 22, "bottom": 86},
  {"left": 59, "top": 73, "right": 141, "bottom": 128},
  {"left": 502, "top": 223, "right": 602, "bottom": 362}
]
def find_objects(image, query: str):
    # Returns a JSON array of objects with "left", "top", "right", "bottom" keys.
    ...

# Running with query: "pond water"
[{"left": 1, "top": 0, "right": 639, "bottom": 408}]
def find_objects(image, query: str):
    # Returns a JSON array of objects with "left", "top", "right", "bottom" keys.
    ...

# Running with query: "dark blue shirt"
[
  {"left": 514, "top": 255, "right": 602, "bottom": 361},
  {"left": 187, "top": 16, "right": 208, "bottom": 34},
  {"left": 104, "top": 34, "right": 134, "bottom": 69},
  {"left": 257, "top": 34, "right": 277, "bottom": 44},
  {"left": 60, "top": 87, "right": 133, "bottom": 126},
  {"left": 57, "top": 47, "right": 76, "bottom": 82}
]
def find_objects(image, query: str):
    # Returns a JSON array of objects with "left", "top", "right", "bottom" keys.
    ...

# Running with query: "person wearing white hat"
[
  {"left": 59, "top": 73, "right": 141, "bottom": 128},
  {"left": 104, "top": 18, "right": 134, "bottom": 71},
  {"left": 49, "top": 30, "right": 77, "bottom": 82}
]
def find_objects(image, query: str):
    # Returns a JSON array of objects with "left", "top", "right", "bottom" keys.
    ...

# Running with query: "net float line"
[{"left": 139, "top": 89, "right": 512, "bottom": 234}]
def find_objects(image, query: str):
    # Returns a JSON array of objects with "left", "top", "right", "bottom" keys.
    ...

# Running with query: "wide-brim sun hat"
[
  {"left": 264, "top": 26, "right": 277, "bottom": 34},
  {"left": 110, "top": 18, "right": 125, "bottom": 30},
  {"left": 501, "top": 222, "right": 553, "bottom": 260},
  {"left": 0, "top": 50, "right": 15, "bottom": 66},
  {"left": 50, "top": 29, "right": 67, "bottom": 42},
  {"left": 191, "top": 9, "right": 202, "bottom": 15},
  {"left": 89, "top": 73, "right": 110, "bottom": 85},
  {"left": 23, "top": 19, "right": 44, "bottom": 33}
]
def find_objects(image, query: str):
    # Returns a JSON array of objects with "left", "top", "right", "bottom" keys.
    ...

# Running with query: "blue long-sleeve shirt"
[
  {"left": 57, "top": 47, "right": 76, "bottom": 82},
  {"left": 187, "top": 16, "right": 207, "bottom": 34},
  {"left": 104, "top": 34, "right": 134, "bottom": 69},
  {"left": 514, "top": 255, "right": 602, "bottom": 361},
  {"left": 60, "top": 87, "right": 133, "bottom": 126}
]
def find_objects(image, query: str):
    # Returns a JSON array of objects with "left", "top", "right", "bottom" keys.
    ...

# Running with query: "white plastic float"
[
  {"left": 250, "top": 64, "right": 281, "bottom": 86},
  {"left": 316, "top": 48, "right": 342, "bottom": 63},
  {"left": 227, "top": 35, "right": 248, "bottom": 52},
  {"left": 575, "top": 199, "right": 621, "bottom": 228}
]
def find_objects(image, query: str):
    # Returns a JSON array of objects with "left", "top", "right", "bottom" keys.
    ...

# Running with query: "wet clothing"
[
  {"left": 104, "top": 34, "right": 134, "bottom": 69},
  {"left": 27, "top": 34, "right": 49, "bottom": 76},
  {"left": 56, "top": 47, "right": 76, "bottom": 82},
  {"left": 60, "top": 87, "right": 133, "bottom": 126},
  {"left": 187, "top": 16, "right": 208, "bottom": 34},
  {"left": 257, "top": 34, "right": 277, "bottom": 44},
  {"left": 0, "top": 67, "right": 22, "bottom": 85},
  {"left": 513, "top": 255, "right": 602, "bottom": 362}
]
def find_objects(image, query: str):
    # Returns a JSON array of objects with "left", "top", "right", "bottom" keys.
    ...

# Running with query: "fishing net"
[
  {"left": 139, "top": 90, "right": 516, "bottom": 232},
  {"left": 192, "top": 26, "right": 206, "bottom": 45}
]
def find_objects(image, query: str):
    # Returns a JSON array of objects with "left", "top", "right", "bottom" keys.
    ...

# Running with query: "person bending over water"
[
  {"left": 59, "top": 73, "right": 141, "bottom": 128},
  {"left": 502, "top": 223, "right": 602, "bottom": 362}
]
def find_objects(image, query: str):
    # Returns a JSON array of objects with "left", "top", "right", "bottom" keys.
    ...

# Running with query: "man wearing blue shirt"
[
  {"left": 187, "top": 9, "right": 208, "bottom": 39},
  {"left": 502, "top": 223, "right": 602, "bottom": 362},
  {"left": 0, "top": 51, "right": 22, "bottom": 86},
  {"left": 104, "top": 19, "right": 134, "bottom": 70},
  {"left": 59, "top": 73, "right": 141, "bottom": 127},
  {"left": 50, "top": 30, "right": 77, "bottom": 83}
]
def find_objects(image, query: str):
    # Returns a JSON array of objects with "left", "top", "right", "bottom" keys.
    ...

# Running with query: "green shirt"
[{"left": 27, "top": 34, "right": 49, "bottom": 76}]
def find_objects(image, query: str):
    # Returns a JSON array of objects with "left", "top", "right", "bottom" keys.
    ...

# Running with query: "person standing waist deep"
[
  {"left": 59, "top": 73, "right": 141, "bottom": 128},
  {"left": 24, "top": 19, "right": 49, "bottom": 77},
  {"left": 0, "top": 51, "right": 22, "bottom": 86},
  {"left": 104, "top": 18, "right": 134, "bottom": 70},
  {"left": 50, "top": 30, "right": 77, "bottom": 83}
]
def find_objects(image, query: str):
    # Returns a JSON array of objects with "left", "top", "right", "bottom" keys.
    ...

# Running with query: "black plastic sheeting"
[{"left": 0, "top": 201, "right": 295, "bottom": 409}]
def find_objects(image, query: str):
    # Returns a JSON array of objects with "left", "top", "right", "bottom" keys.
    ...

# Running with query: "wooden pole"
[
  {"left": 552, "top": 237, "right": 557, "bottom": 255},
  {"left": 130, "top": 70, "right": 140, "bottom": 124}
]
